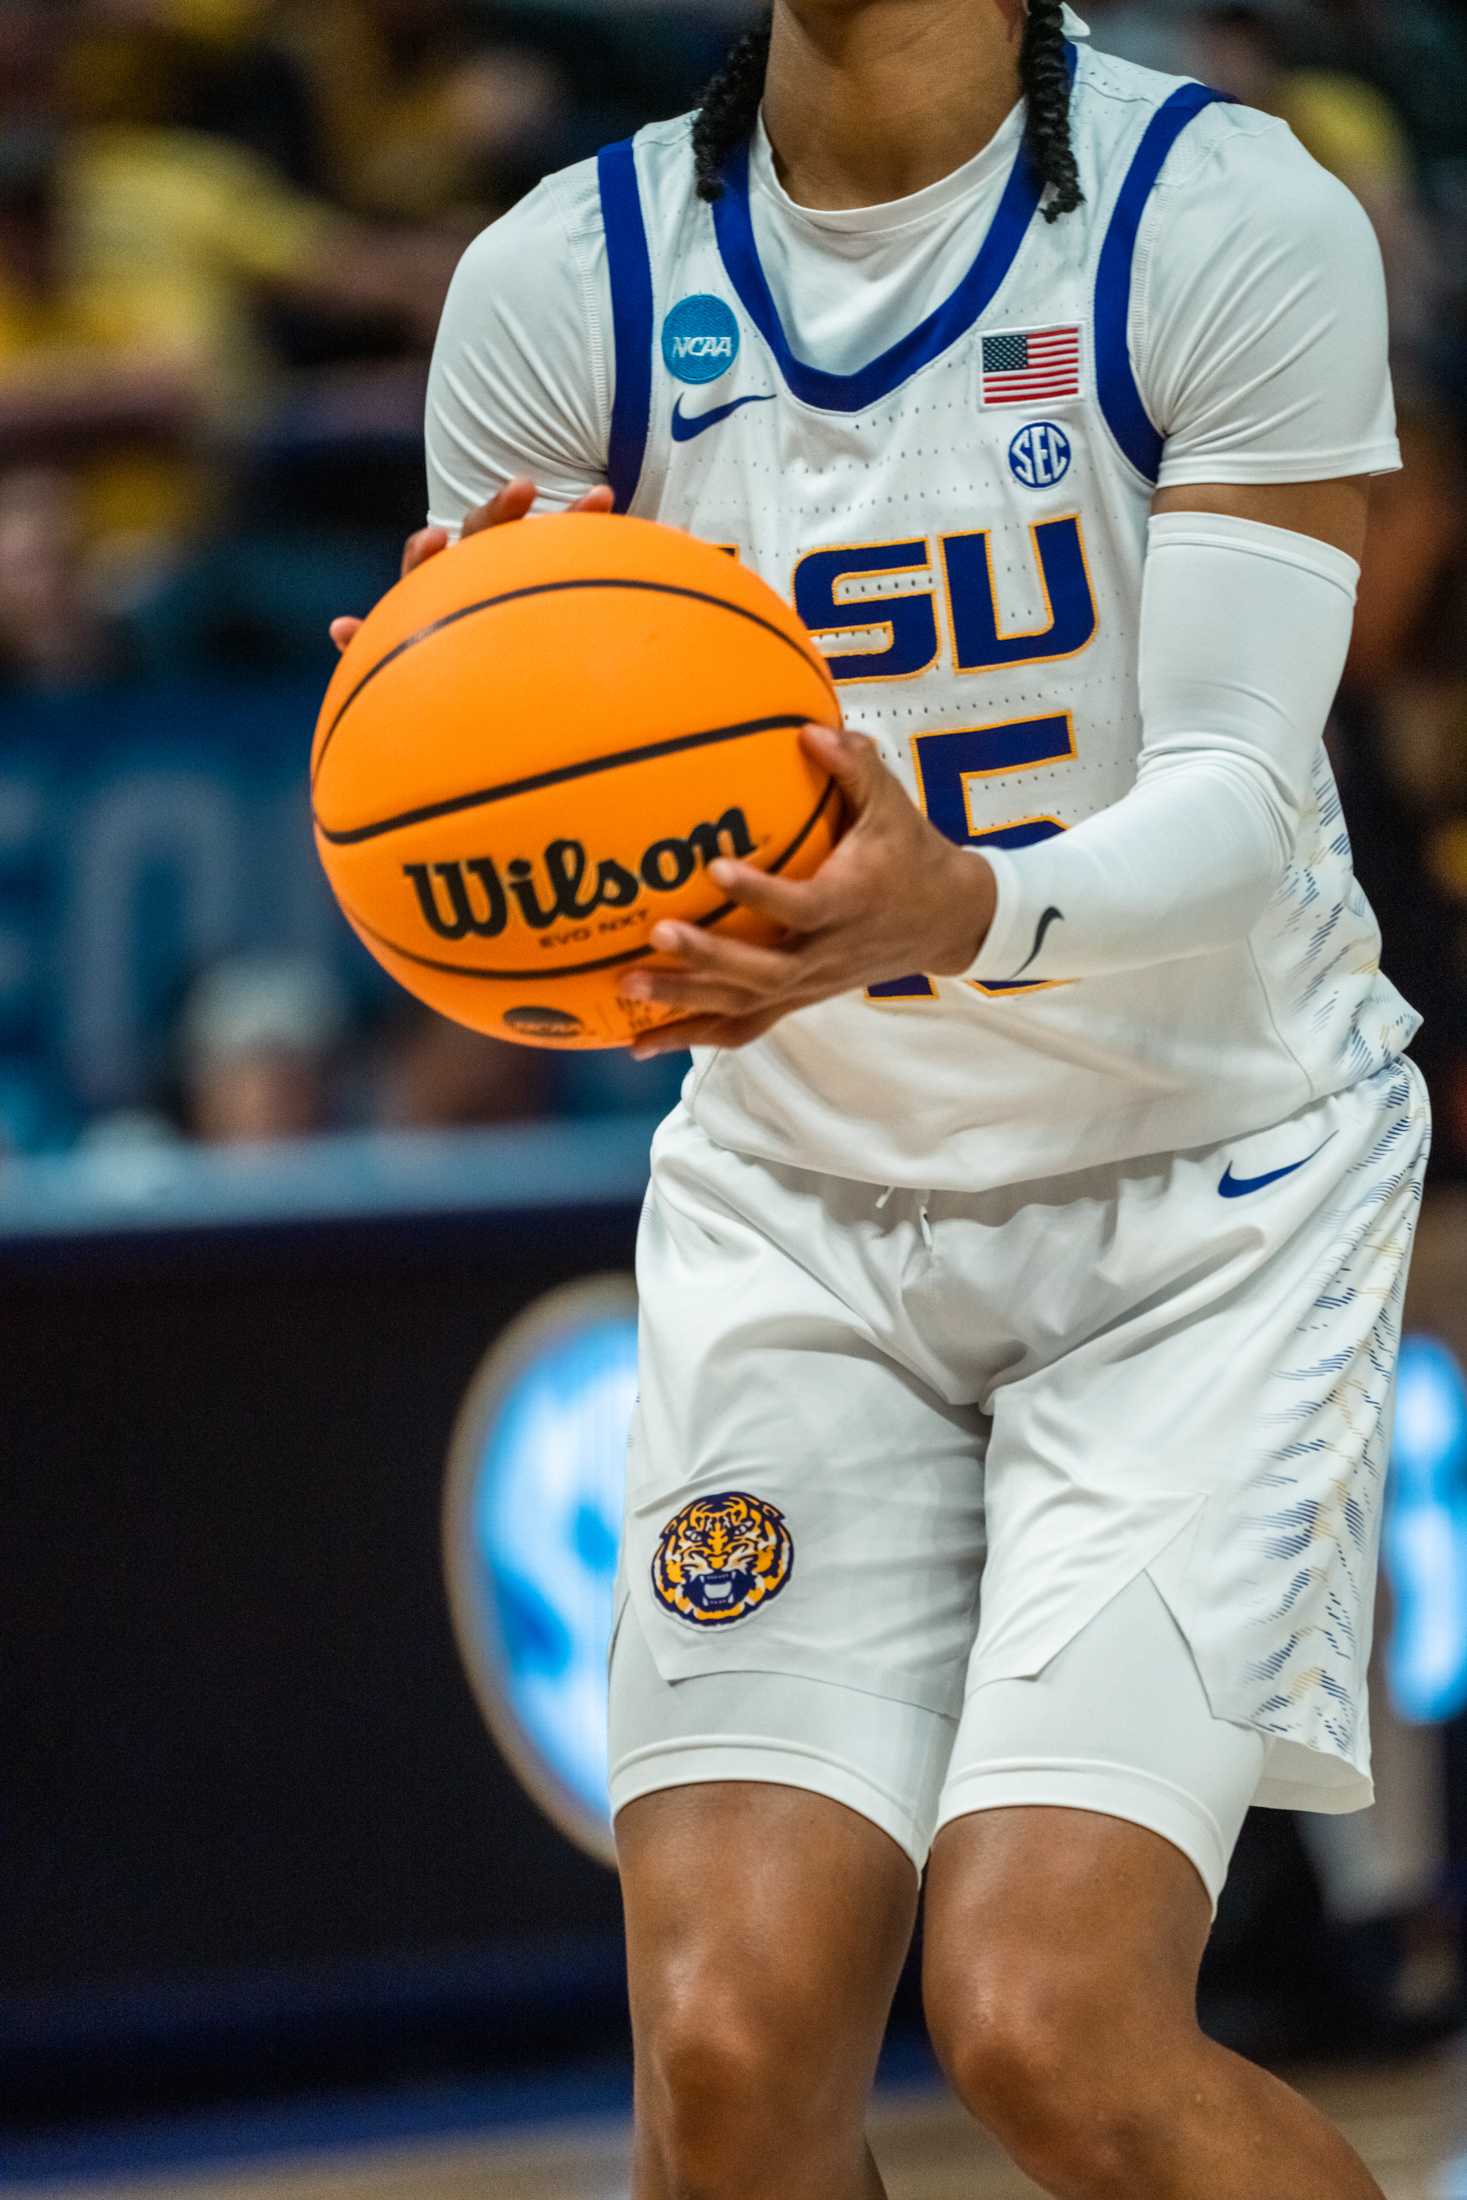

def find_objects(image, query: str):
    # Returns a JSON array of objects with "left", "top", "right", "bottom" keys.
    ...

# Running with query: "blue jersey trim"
[
  {"left": 1094, "top": 83, "right": 1231, "bottom": 484},
  {"left": 597, "top": 138, "right": 655, "bottom": 511},
  {"left": 709, "top": 46, "right": 1080, "bottom": 416}
]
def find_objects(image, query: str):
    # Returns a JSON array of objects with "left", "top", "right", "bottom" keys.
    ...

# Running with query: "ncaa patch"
[
  {"left": 662, "top": 294, "right": 740, "bottom": 386},
  {"left": 651, "top": 1491, "right": 793, "bottom": 1627},
  {"left": 1009, "top": 420, "right": 1073, "bottom": 489}
]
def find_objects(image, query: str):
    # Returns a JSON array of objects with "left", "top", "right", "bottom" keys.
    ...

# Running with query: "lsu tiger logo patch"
[{"left": 651, "top": 1491, "right": 793, "bottom": 1628}]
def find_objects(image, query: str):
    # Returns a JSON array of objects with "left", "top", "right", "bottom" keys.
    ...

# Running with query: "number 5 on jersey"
[
  {"left": 873, "top": 717, "right": 1073, "bottom": 1001},
  {"left": 794, "top": 519, "right": 1096, "bottom": 1001}
]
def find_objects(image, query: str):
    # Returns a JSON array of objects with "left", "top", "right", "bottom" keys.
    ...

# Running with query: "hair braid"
[
  {"left": 1020, "top": 0, "right": 1083, "bottom": 220},
  {"left": 692, "top": 4, "right": 1081, "bottom": 219},
  {"left": 693, "top": 14, "right": 773, "bottom": 203}
]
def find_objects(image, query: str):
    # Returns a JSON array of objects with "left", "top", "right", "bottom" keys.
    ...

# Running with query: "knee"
[
  {"left": 926, "top": 1971, "right": 1168, "bottom": 2196},
  {"left": 639, "top": 1988, "right": 838, "bottom": 2197}
]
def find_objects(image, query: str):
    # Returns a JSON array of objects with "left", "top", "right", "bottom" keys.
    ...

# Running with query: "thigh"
[
  {"left": 923, "top": 1581, "right": 1244, "bottom": 2062},
  {"left": 922, "top": 1797, "right": 1215, "bottom": 2099},
  {"left": 936, "top": 1570, "right": 1266, "bottom": 1911},
  {"left": 610, "top": 1590, "right": 958, "bottom": 1872},
  {"left": 618, "top": 1775, "right": 919, "bottom": 2103}
]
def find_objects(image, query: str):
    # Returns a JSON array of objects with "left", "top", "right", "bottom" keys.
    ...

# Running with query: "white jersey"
[{"left": 426, "top": 38, "right": 1418, "bottom": 1192}]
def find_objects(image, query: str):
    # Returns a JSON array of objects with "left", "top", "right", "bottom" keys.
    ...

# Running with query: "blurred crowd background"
[
  {"left": 1, "top": 0, "right": 1464, "bottom": 1165},
  {"left": 4, "top": 6, "right": 1466, "bottom": 2179}
]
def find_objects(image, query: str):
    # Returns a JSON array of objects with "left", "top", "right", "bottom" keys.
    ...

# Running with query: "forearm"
[
  {"left": 966, "top": 512, "right": 1360, "bottom": 988},
  {"left": 968, "top": 759, "right": 1288, "bottom": 984}
]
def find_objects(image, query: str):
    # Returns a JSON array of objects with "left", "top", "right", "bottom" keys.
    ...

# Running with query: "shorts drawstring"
[{"left": 876, "top": 1183, "right": 934, "bottom": 1251}]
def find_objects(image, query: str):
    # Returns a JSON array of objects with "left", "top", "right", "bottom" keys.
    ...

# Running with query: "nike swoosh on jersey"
[
  {"left": 671, "top": 393, "right": 776, "bottom": 443},
  {"left": 1010, "top": 905, "right": 1065, "bottom": 979},
  {"left": 1218, "top": 1133, "right": 1338, "bottom": 1199}
]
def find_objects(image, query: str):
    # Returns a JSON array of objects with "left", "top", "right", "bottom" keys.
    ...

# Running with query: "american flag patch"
[{"left": 980, "top": 325, "right": 1083, "bottom": 407}]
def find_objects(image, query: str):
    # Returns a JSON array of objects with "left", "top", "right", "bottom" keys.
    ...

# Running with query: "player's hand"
[
  {"left": 328, "top": 479, "right": 616, "bottom": 653},
  {"left": 620, "top": 725, "right": 999, "bottom": 1057}
]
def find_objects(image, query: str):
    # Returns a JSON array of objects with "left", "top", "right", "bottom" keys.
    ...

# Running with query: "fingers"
[
  {"left": 648, "top": 921, "right": 791, "bottom": 990},
  {"left": 706, "top": 855, "right": 830, "bottom": 934},
  {"left": 626, "top": 973, "right": 752, "bottom": 1017},
  {"left": 336, "top": 479, "right": 615, "bottom": 652},
  {"left": 800, "top": 721, "right": 880, "bottom": 807},
  {"left": 464, "top": 477, "right": 538, "bottom": 537},
  {"left": 622, "top": 923, "right": 794, "bottom": 1018},
  {"left": 632, "top": 1005, "right": 783, "bottom": 1061},
  {"left": 631, "top": 1014, "right": 724, "bottom": 1058},
  {"left": 333, "top": 528, "right": 445, "bottom": 650},
  {"left": 475, "top": 481, "right": 611, "bottom": 525},
  {"left": 401, "top": 524, "right": 449, "bottom": 579}
]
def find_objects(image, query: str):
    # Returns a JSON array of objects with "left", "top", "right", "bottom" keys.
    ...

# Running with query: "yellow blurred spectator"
[
  {"left": 0, "top": 0, "right": 456, "bottom": 554},
  {"left": 67, "top": 0, "right": 566, "bottom": 223},
  {"left": 1279, "top": 71, "right": 1415, "bottom": 198},
  {"left": 279, "top": 1, "right": 566, "bottom": 221}
]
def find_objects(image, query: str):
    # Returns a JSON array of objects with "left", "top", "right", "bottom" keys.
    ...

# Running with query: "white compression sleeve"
[{"left": 965, "top": 512, "right": 1360, "bottom": 987}]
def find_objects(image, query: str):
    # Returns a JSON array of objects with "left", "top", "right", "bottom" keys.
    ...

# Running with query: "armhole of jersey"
[
  {"left": 1093, "top": 84, "right": 1231, "bottom": 487},
  {"left": 596, "top": 138, "right": 656, "bottom": 513}
]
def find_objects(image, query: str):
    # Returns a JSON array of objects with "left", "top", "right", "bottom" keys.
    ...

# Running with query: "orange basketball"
[{"left": 312, "top": 514, "right": 842, "bottom": 1049}]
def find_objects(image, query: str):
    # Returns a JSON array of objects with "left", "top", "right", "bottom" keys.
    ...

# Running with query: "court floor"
[{"left": 35, "top": 2048, "right": 1467, "bottom": 2200}]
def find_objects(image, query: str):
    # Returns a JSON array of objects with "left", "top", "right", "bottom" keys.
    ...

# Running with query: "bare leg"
[
  {"left": 924, "top": 1806, "right": 1387, "bottom": 2200},
  {"left": 618, "top": 1781, "right": 918, "bottom": 2200}
]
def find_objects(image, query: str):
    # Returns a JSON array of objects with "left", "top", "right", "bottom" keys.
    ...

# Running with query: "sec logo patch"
[
  {"left": 662, "top": 295, "right": 741, "bottom": 385},
  {"left": 651, "top": 1491, "right": 793, "bottom": 1627},
  {"left": 1009, "top": 420, "right": 1073, "bottom": 489}
]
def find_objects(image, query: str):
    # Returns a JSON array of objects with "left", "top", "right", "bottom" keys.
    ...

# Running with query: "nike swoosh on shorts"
[
  {"left": 671, "top": 393, "right": 776, "bottom": 443},
  {"left": 1218, "top": 1133, "right": 1338, "bottom": 1199}
]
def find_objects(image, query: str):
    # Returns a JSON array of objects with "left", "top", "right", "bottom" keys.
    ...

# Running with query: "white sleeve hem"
[
  {"left": 1157, "top": 442, "right": 1402, "bottom": 489},
  {"left": 961, "top": 845, "right": 1028, "bottom": 980}
]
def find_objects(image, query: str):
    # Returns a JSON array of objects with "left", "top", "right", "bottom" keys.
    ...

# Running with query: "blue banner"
[{"left": 0, "top": 677, "right": 355, "bottom": 1136}]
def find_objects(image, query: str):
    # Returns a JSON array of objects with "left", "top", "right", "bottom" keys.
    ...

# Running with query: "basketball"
[{"left": 311, "top": 514, "right": 842, "bottom": 1049}]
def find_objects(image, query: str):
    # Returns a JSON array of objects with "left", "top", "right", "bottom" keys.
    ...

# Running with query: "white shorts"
[
  {"left": 610, "top": 1571, "right": 1266, "bottom": 1906},
  {"left": 613, "top": 1060, "right": 1429, "bottom": 1887}
]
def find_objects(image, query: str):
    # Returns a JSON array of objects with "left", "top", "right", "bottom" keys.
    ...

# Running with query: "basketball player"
[{"left": 334, "top": 4, "right": 1428, "bottom": 2192}]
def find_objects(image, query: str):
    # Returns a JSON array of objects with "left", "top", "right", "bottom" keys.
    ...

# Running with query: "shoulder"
[
  {"left": 1073, "top": 41, "right": 1212, "bottom": 123},
  {"left": 1077, "top": 42, "right": 1379, "bottom": 252},
  {"left": 1134, "top": 98, "right": 1386, "bottom": 357},
  {"left": 1148, "top": 94, "right": 1374, "bottom": 243},
  {"left": 448, "top": 164, "right": 599, "bottom": 302},
  {"left": 452, "top": 111, "right": 697, "bottom": 292},
  {"left": 627, "top": 112, "right": 700, "bottom": 187},
  {"left": 1127, "top": 96, "right": 1396, "bottom": 479}
]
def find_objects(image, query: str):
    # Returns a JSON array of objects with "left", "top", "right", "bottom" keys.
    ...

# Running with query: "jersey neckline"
[
  {"left": 710, "top": 44, "right": 1076, "bottom": 415},
  {"left": 747, "top": 100, "right": 1024, "bottom": 238}
]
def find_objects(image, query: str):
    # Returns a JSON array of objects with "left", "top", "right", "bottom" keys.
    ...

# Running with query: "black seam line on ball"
[
  {"left": 312, "top": 575, "right": 838, "bottom": 791},
  {"left": 316, "top": 714, "right": 811, "bottom": 848},
  {"left": 338, "top": 774, "right": 839, "bottom": 983}
]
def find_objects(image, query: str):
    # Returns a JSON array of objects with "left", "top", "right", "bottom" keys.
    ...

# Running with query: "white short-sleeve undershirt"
[{"left": 425, "top": 96, "right": 1398, "bottom": 530}]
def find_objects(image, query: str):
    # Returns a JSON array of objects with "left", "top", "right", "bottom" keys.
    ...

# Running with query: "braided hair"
[{"left": 692, "top": 0, "right": 1083, "bottom": 221}]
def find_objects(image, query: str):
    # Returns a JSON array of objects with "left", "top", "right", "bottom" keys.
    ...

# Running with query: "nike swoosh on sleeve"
[
  {"left": 671, "top": 393, "right": 776, "bottom": 443},
  {"left": 1009, "top": 906, "right": 1065, "bottom": 979}
]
